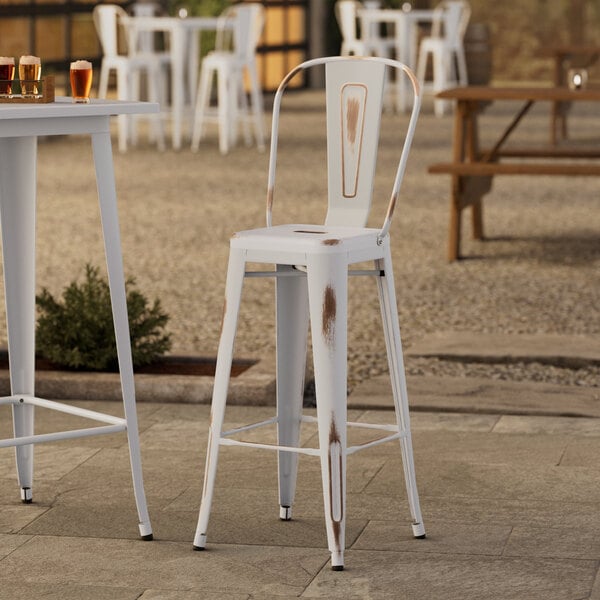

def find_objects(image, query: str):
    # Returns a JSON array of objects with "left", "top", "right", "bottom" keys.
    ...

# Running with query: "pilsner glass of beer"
[
  {"left": 70, "top": 60, "right": 93, "bottom": 103},
  {"left": 0, "top": 57, "right": 15, "bottom": 97},
  {"left": 19, "top": 55, "right": 41, "bottom": 97}
]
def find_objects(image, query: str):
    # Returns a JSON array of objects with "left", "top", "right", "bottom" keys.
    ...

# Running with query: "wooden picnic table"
[{"left": 427, "top": 85, "right": 600, "bottom": 261}]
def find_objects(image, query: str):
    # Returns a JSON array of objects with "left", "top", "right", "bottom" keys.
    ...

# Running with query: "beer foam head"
[
  {"left": 71, "top": 60, "right": 92, "bottom": 70},
  {"left": 0, "top": 57, "right": 15, "bottom": 65},
  {"left": 19, "top": 55, "right": 40, "bottom": 65}
]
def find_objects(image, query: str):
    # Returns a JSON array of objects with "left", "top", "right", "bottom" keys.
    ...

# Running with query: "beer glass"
[
  {"left": 70, "top": 60, "right": 93, "bottom": 103},
  {"left": 19, "top": 55, "right": 41, "bottom": 97},
  {"left": 0, "top": 57, "right": 15, "bottom": 97}
]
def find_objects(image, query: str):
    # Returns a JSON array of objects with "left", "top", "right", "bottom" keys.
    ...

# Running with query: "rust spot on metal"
[
  {"left": 322, "top": 285, "right": 336, "bottom": 346},
  {"left": 386, "top": 191, "right": 399, "bottom": 222},
  {"left": 329, "top": 419, "right": 341, "bottom": 444},
  {"left": 266, "top": 187, "right": 273, "bottom": 214},
  {"left": 346, "top": 97, "right": 360, "bottom": 145},
  {"left": 322, "top": 238, "right": 341, "bottom": 246}
]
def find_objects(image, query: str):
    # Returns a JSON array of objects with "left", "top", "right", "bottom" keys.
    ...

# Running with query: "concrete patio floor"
[{"left": 2, "top": 374, "right": 600, "bottom": 599}]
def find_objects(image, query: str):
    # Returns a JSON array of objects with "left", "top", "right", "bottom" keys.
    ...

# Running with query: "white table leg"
[
  {"left": 0, "top": 136, "right": 37, "bottom": 502},
  {"left": 171, "top": 30, "right": 184, "bottom": 151},
  {"left": 91, "top": 129, "right": 153, "bottom": 539}
]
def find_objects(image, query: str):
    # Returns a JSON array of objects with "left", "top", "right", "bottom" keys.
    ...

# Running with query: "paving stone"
[
  {"left": 560, "top": 437, "right": 600, "bottom": 467},
  {"left": 0, "top": 504, "right": 49, "bottom": 534},
  {"left": 351, "top": 374, "right": 600, "bottom": 417},
  {"left": 139, "top": 591, "right": 249, "bottom": 600},
  {"left": 0, "top": 444, "right": 100, "bottom": 480},
  {"left": 1, "top": 536, "right": 329, "bottom": 596},
  {"left": 302, "top": 551, "right": 597, "bottom": 599},
  {"left": 504, "top": 525, "right": 600, "bottom": 560},
  {"left": 0, "top": 582, "right": 143, "bottom": 600},
  {"left": 416, "top": 495, "right": 600, "bottom": 531},
  {"left": 353, "top": 519, "right": 511, "bottom": 556},
  {"left": 406, "top": 332, "right": 600, "bottom": 368},
  {"left": 368, "top": 458, "right": 600, "bottom": 503},
  {"left": 0, "top": 532, "right": 32, "bottom": 558},
  {"left": 494, "top": 415, "right": 600, "bottom": 436}
]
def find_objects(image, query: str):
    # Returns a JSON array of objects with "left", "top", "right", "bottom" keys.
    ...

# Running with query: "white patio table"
[
  {"left": 0, "top": 97, "right": 157, "bottom": 539},
  {"left": 123, "top": 15, "right": 223, "bottom": 150},
  {"left": 357, "top": 7, "right": 437, "bottom": 111}
]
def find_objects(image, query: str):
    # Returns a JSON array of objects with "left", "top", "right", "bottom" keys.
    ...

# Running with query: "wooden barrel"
[{"left": 465, "top": 23, "right": 492, "bottom": 84}]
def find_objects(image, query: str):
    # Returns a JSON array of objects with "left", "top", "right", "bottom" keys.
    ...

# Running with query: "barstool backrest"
[
  {"left": 334, "top": 0, "right": 361, "bottom": 45},
  {"left": 431, "top": 0, "right": 471, "bottom": 47},
  {"left": 93, "top": 4, "right": 130, "bottom": 59},
  {"left": 266, "top": 56, "right": 421, "bottom": 239},
  {"left": 215, "top": 3, "right": 265, "bottom": 63}
]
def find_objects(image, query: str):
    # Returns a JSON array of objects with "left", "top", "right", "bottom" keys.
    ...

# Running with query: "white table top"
[{"left": 0, "top": 97, "right": 159, "bottom": 120}]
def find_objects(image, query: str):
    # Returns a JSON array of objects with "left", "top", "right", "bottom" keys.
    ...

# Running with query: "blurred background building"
[{"left": 0, "top": 0, "right": 598, "bottom": 90}]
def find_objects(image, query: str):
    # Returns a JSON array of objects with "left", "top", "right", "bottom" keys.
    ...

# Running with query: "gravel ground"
[{"left": 21, "top": 91, "right": 600, "bottom": 390}]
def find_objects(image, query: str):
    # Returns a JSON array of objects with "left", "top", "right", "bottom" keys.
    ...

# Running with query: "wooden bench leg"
[
  {"left": 448, "top": 185, "right": 462, "bottom": 262},
  {"left": 471, "top": 200, "right": 484, "bottom": 240},
  {"left": 448, "top": 175, "right": 492, "bottom": 261}
]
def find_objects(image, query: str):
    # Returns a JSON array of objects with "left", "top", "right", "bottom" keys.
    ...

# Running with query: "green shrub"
[{"left": 36, "top": 264, "right": 172, "bottom": 371}]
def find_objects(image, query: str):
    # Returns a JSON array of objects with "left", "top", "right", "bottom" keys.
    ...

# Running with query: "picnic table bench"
[{"left": 427, "top": 85, "right": 600, "bottom": 261}]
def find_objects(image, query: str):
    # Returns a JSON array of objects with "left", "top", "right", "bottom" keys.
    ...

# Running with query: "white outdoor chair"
[
  {"left": 416, "top": 0, "right": 471, "bottom": 116},
  {"left": 335, "top": 0, "right": 395, "bottom": 58},
  {"left": 192, "top": 56, "right": 426, "bottom": 571},
  {"left": 93, "top": 4, "right": 165, "bottom": 152},
  {"left": 191, "top": 3, "right": 265, "bottom": 155}
]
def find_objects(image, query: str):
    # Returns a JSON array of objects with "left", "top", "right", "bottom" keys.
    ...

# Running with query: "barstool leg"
[
  {"left": 191, "top": 65, "right": 212, "bottom": 152},
  {"left": 218, "top": 65, "right": 232, "bottom": 155},
  {"left": 247, "top": 61, "right": 265, "bottom": 151},
  {"left": 276, "top": 265, "right": 309, "bottom": 520},
  {"left": 306, "top": 255, "right": 348, "bottom": 571},
  {"left": 376, "top": 252, "right": 425, "bottom": 539},
  {"left": 0, "top": 137, "right": 37, "bottom": 503},
  {"left": 194, "top": 248, "right": 247, "bottom": 550}
]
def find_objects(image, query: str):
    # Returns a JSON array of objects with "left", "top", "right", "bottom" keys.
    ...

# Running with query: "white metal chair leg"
[
  {"left": 306, "top": 254, "right": 348, "bottom": 571},
  {"left": 194, "top": 247, "right": 247, "bottom": 549},
  {"left": 116, "top": 68, "right": 129, "bottom": 153},
  {"left": 98, "top": 64, "right": 109, "bottom": 100},
  {"left": 248, "top": 62, "right": 265, "bottom": 151},
  {"left": 217, "top": 65, "right": 232, "bottom": 155},
  {"left": 191, "top": 66, "right": 212, "bottom": 151},
  {"left": 147, "top": 65, "right": 166, "bottom": 152},
  {"left": 376, "top": 251, "right": 425, "bottom": 538},
  {"left": 0, "top": 137, "right": 37, "bottom": 503},
  {"left": 237, "top": 75, "right": 253, "bottom": 148},
  {"left": 276, "top": 266, "right": 309, "bottom": 520},
  {"left": 92, "top": 131, "right": 152, "bottom": 539}
]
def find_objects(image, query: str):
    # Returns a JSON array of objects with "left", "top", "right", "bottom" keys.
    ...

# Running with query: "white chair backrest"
[
  {"left": 266, "top": 56, "right": 421, "bottom": 239},
  {"left": 431, "top": 0, "right": 471, "bottom": 45},
  {"left": 131, "top": 2, "right": 161, "bottom": 53},
  {"left": 215, "top": 3, "right": 265, "bottom": 62},
  {"left": 335, "top": 0, "right": 360, "bottom": 45},
  {"left": 93, "top": 4, "right": 129, "bottom": 58}
]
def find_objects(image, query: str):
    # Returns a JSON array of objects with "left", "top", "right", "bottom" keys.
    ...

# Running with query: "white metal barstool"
[
  {"left": 191, "top": 3, "right": 265, "bottom": 155},
  {"left": 93, "top": 4, "right": 166, "bottom": 151},
  {"left": 192, "top": 56, "right": 426, "bottom": 571},
  {"left": 416, "top": 0, "right": 471, "bottom": 116}
]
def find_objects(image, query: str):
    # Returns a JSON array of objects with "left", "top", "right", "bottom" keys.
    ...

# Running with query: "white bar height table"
[
  {"left": 358, "top": 8, "right": 437, "bottom": 112},
  {"left": 0, "top": 97, "right": 157, "bottom": 540},
  {"left": 123, "top": 15, "right": 222, "bottom": 150}
]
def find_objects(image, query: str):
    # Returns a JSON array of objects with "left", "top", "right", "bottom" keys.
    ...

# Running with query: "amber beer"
[
  {"left": 70, "top": 60, "right": 93, "bottom": 103},
  {"left": 0, "top": 57, "right": 15, "bottom": 97},
  {"left": 19, "top": 55, "right": 41, "bottom": 97}
]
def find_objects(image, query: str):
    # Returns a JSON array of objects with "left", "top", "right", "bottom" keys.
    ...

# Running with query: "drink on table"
[
  {"left": 0, "top": 57, "right": 15, "bottom": 97},
  {"left": 19, "top": 55, "right": 41, "bottom": 97},
  {"left": 70, "top": 60, "right": 93, "bottom": 103}
]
